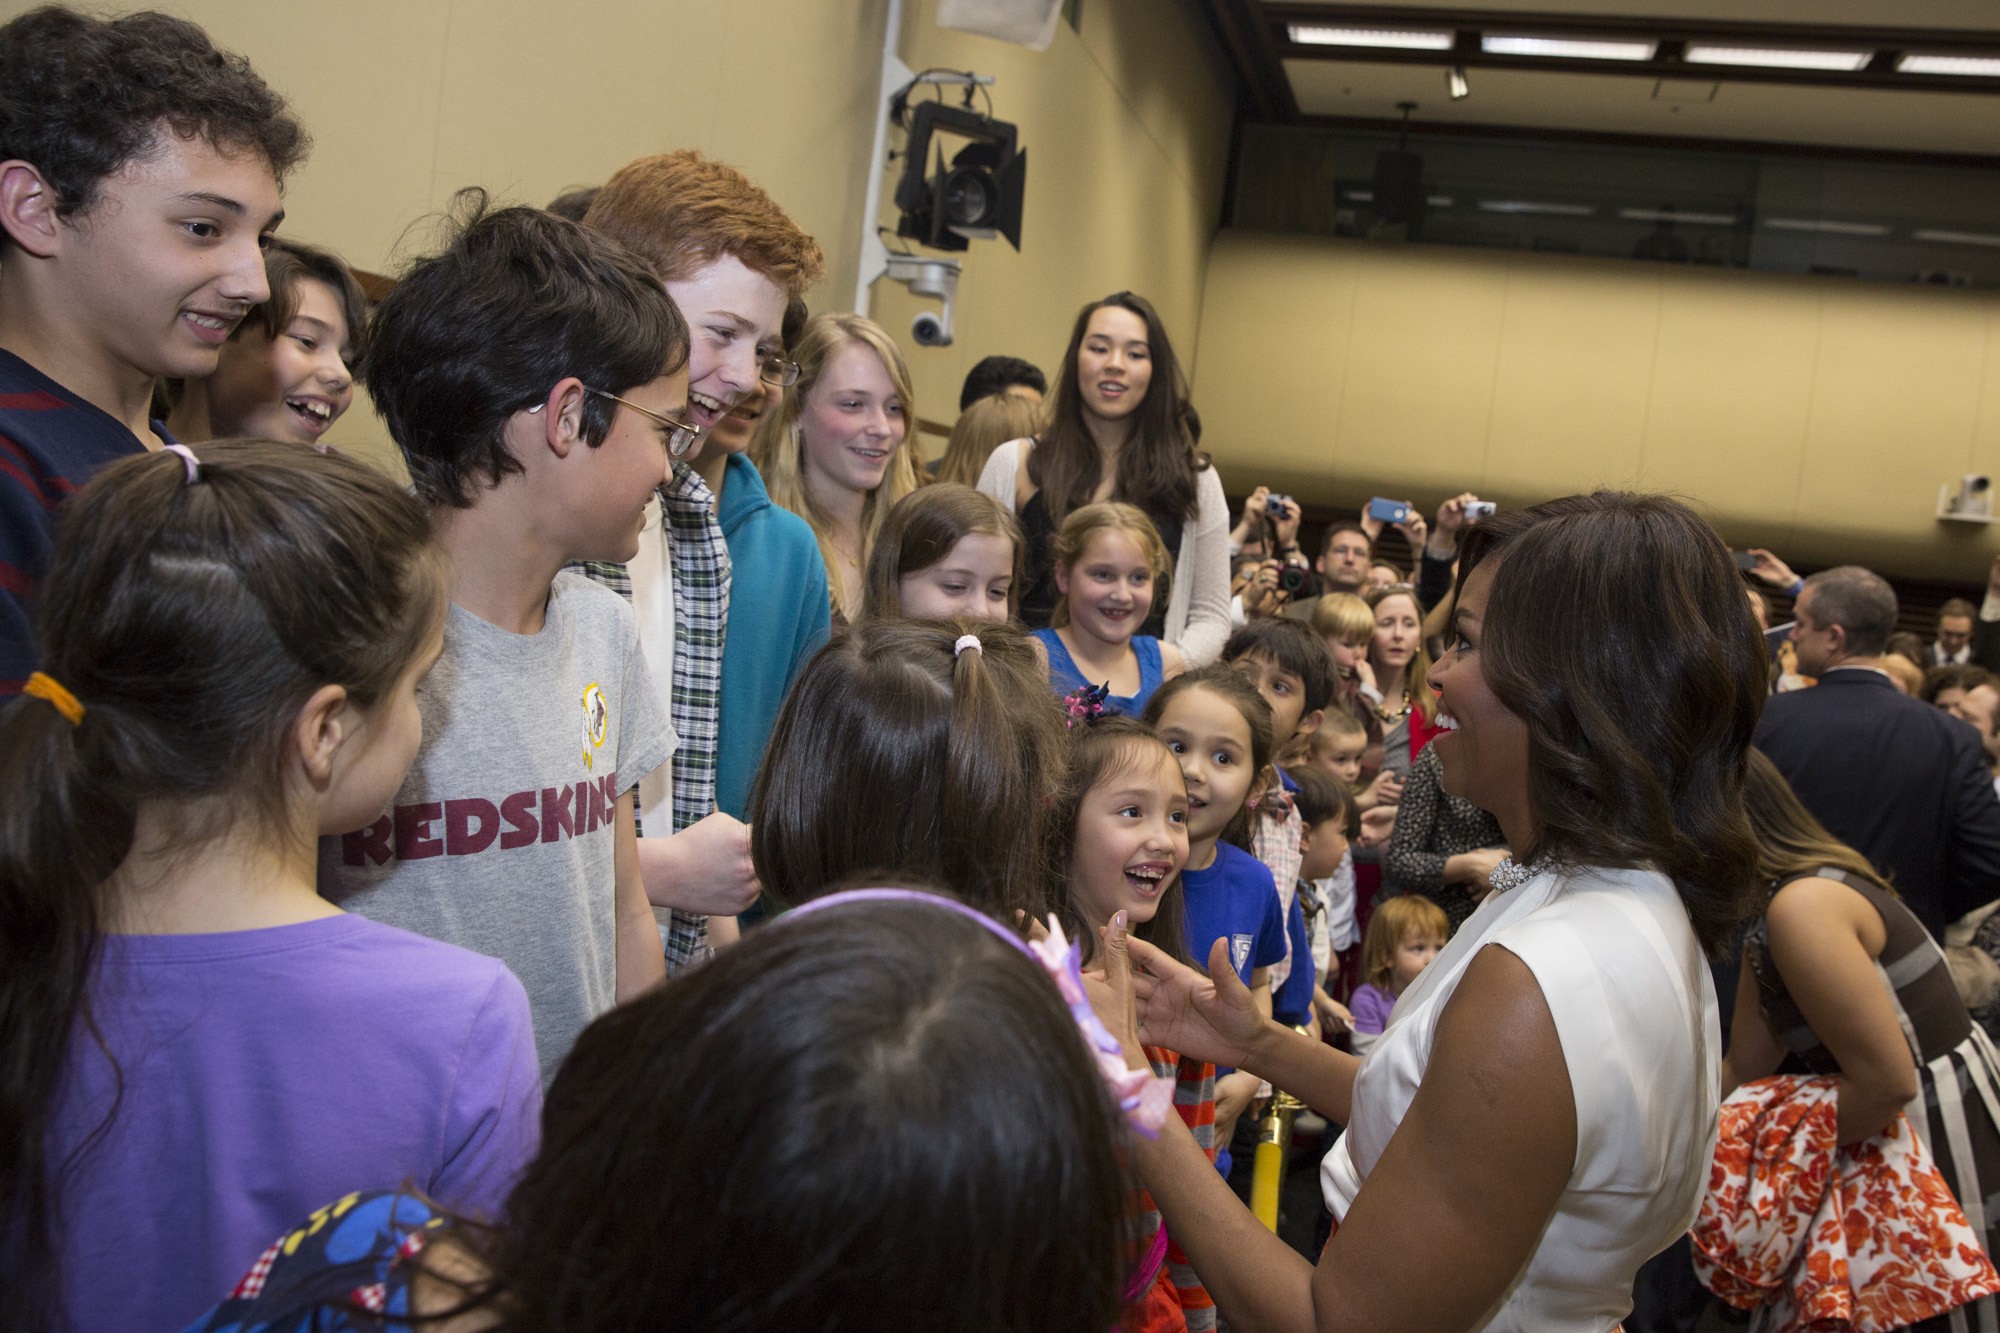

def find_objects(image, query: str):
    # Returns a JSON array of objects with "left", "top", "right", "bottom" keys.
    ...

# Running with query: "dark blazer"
[
  {"left": 1754, "top": 668, "right": 2000, "bottom": 939},
  {"left": 1973, "top": 616, "right": 2000, "bottom": 674}
]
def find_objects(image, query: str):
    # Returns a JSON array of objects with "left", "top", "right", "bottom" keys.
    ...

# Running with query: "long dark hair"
[
  {"left": 1028, "top": 292, "right": 1207, "bottom": 526},
  {"left": 432, "top": 897, "right": 1132, "bottom": 1332},
  {"left": 1049, "top": 717, "right": 1195, "bottom": 969},
  {"left": 1461, "top": 492, "right": 1766, "bottom": 953},
  {"left": 1740, "top": 749, "right": 1897, "bottom": 899},
  {"left": 750, "top": 617, "right": 1067, "bottom": 920},
  {"left": 0, "top": 440, "right": 442, "bottom": 1333},
  {"left": 1142, "top": 665, "right": 1275, "bottom": 854}
]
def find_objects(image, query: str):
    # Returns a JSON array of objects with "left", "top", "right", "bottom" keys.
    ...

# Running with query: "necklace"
[
  {"left": 1487, "top": 856, "right": 1550, "bottom": 896},
  {"left": 1376, "top": 691, "right": 1410, "bottom": 724}
]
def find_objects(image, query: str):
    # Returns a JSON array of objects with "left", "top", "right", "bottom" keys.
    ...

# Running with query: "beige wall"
[
  {"left": 99, "top": 0, "right": 1232, "bottom": 467},
  {"left": 112, "top": 0, "right": 895, "bottom": 469},
  {"left": 859, "top": 0, "right": 1234, "bottom": 433},
  {"left": 1192, "top": 230, "right": 2000, "bottom": 583}
]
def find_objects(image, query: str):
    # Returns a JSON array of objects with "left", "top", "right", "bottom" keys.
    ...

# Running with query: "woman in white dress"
[{"left": 1105, "top": 492, "right": 1768, "bottom": 1332}]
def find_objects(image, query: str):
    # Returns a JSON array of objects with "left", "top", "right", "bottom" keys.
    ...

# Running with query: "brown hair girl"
[
  {"left": 862, "top": 483, "right": 1024, "bottom": 621},
  {"left": 0, "top": 440, "right": 443, "bottom": 1333},
  {"left": 750, "top": 616, "right": 1066, "bottom": 920}
]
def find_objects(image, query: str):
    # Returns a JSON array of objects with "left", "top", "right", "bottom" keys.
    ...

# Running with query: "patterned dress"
[
  {"left": 1746, "top": 866, "right": 2000, "bottom": 1331},
  {"left": 1382, "top": 742, "right": 1505, "bottom": 934},
  {"left": 179, "top": 1191, "right": 446, "bottom": 1332}
]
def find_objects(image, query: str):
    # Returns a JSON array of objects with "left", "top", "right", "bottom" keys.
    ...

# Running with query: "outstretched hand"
[
  {"left": 1081, "top": 911, "right": 1149, "bottom": 1072},
  {"left": 1127, "top": 934, "right": 1268, "bottom": 1071}
]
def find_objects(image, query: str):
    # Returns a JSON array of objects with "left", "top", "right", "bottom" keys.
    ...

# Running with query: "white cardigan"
[{"left": 977, "top": 438, "right": 1233, "bottom": 667}]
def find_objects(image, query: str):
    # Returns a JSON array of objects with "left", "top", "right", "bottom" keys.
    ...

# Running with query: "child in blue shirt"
[{"left": 1145, "top": 665, "right": 1288, "bottom": 1174}]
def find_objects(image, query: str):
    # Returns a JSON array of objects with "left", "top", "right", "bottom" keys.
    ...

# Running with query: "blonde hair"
[
  {"left": 1049, "top": 502, "right": 1172, "bottom": 630},
  {"left": 1365, "top": 584, "right": 1436, "bottom": 726},
  {"left": 754, "top": 313, "right": 922, "bottom": 619},
  {"left": 1321, "top": 706, "right": 1367, "bottom": 741},
  {"left": 1360, "top": 896, "right": 1449, "bottom": 990},
  {"left": 934, "top": 393, "right": 1042, "bottom": 489},
  {"left": 862, "top": 483, "right": 1023, "bottom": 620},
  {"left": 1309, "top": 591, "right": 1374, "bottom": 648}
]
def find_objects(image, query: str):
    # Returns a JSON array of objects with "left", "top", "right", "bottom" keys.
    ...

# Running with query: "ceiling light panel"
[
  {"left": 1763, "top": 218, "right": 1888, "bottom": 236},
  {"left": 1898, "top": 53, "right": 2000, "bottom": 77},
  {"left": 1619, "top": 208, "right": 1738, "bottom": 226},
  {"left": 1288, "top": 25, "right": 1454, "bottom": 50},
  {"left": 1914, "top": 229, "right": 2000, "bottom": 247},
  {"left": 1482, "top": 34, "right": 1657, "bottom": 62},
  {"left": 1684, "top": 44, "right": 1871, "bottom": 72},
  {"left": 1479, "top": 200, "right": 1596, "bottom": 216}
]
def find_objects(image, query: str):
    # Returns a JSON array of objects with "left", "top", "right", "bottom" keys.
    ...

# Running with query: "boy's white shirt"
[{"left": 629, "top": 496, "right": 676, "bottom": 830}]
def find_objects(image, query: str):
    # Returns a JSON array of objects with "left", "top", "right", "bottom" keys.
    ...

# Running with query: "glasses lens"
[
  {"left": 669, "top": 424, "right": 700, "bottom": 458},
  {"left": 761, "top": 357, "right": 800, "bottom": 388}
]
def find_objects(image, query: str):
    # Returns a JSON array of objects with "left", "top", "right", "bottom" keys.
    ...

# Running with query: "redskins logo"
[{"left": 580, "top": 682, "right": 609, "bottom": 770}]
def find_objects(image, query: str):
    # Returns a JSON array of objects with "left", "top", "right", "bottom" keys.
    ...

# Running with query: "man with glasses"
[{"left": 579, "top": 151, "right": 826, "bottom": 967}]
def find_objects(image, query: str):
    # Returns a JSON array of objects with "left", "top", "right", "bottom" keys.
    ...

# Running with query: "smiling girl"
[
  {"left": 1050, "top": 713, "right": 1216, "bottom": 1332},
  {"left": 757, "top": 313, "right": 921, "bottom": 623},
  {"left": 1036, "top": 503, "right": 1185, "bottom": 715},
  {"left": 863, "top": 483, "right": 1022, "bottom": 623},
  {"left": 978, "top": 293, "right": 1231, "bottom": 665},
  {"left": 164, "top": 238, "right": 369, "bottom": 447},
  {"left": 1142, "top": 666, "right": 1288, "bottom": 1173}
]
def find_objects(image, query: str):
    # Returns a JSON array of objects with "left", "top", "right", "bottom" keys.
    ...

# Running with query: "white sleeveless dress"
[{"left": 1322, "top": 865, "right": 1720, "bottom": 1331}]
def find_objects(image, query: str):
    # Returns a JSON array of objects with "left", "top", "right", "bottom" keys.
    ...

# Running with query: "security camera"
[
  {"left": 886, "top": 253, "right": 958, "bottom": 348},
  {"left": 1945, "top": 473, "right": 1995, "bottom": 520}
]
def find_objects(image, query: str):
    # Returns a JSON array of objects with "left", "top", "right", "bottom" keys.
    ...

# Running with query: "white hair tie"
[{"left": 954, "top": 634, "right": 982, "bottom": 658}]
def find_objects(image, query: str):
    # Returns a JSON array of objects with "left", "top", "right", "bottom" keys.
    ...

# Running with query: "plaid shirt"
[
  {"left": 576, "top": 462, "right": 731, "bottom": 973},
  {"left": 1251, "top": 786, "right": 1303, "bottom": 992}
]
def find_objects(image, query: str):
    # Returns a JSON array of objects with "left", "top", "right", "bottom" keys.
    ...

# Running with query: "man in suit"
[
  {"left": 1755, "top": 565, "right": 2000, "bottom": 939},
  {"left": 1932, "top": 597, "right": 1977, "bottom": 667}
]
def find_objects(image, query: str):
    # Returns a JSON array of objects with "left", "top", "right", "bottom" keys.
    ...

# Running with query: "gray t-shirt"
[{"left": 322, "top": 572, "right": 674, "bottom": 1082}]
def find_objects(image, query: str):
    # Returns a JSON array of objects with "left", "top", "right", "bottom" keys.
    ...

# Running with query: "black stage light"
[{"left": 892, "top": 99, "right": 1027, "bottom": 253}]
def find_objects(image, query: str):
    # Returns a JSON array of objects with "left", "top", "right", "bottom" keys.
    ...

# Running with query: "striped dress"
[
  {"left": 1130, "top": 1048, "right": 1217, "bottom": 1333},
  {"left": 1747, "top": 866, "right": 2000, "bottom": 1332}
]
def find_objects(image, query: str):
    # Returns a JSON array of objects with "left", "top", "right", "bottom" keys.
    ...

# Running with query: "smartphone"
[
  {"left": 1464, "top": 500, "right": 1497, "bottom": 522},
  {"left": 1367, "top": 497, "right": 1411, "bottom": 526},
  {"left": 1733, "top": 551, "right": 1759, "bottom": 572}
]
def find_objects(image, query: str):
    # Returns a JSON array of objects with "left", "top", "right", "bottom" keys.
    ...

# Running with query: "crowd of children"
[{"left": 0, "top": 9, "right": 1468, "bottom": 1332}]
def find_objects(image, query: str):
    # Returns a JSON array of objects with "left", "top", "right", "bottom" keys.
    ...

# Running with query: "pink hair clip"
[{"left": 1061, "top": 681, "right": 1112, "bottom": 729}]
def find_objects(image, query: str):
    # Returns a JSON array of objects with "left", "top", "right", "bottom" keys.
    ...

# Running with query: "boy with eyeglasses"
[
  {"left": 579, "top": 150, "right": 826, "bottom": 962},
  {"left": 0, "top": 7, "right": 304, "bottom": 695},
  {"left": 323, "top": 198, "right": 687, "bottom": 1083}
]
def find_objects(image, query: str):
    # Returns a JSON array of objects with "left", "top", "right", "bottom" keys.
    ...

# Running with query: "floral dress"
[{"left": 1746, "top": 867, "right": 2000, "bottom": 1330}]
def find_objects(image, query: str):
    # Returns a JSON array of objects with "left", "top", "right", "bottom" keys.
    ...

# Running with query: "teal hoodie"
[{"left": 717, "top": 452, "right": 832, "bottom": 818}]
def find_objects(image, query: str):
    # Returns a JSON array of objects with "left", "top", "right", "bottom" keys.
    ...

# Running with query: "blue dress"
[{"left": 1034, "top": 628, "right": 1165, "bottom": 716}]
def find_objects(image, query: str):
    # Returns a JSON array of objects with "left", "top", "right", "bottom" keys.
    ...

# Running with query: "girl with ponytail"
[
  {"left": 0, "top": 441, "right": 540, "bottom": 1333},
  {"left": 751, "top": 616, "right": 1067, "bottom": 920}
]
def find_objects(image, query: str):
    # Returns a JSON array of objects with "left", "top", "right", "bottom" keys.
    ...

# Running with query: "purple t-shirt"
[
  {"left": 49, "top": 913, "right": 541, "bottom": 1333},
  {"left": 1350, "top": 981, "right": 1397, "bottom": 1035}
]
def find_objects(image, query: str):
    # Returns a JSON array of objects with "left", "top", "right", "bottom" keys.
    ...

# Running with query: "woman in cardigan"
[
  {"left": 1383, "top": 742, "right": 1507, "bottom": 935},
  {"left": 977, "top": 292, "right": 1230, "bottom": 665}
]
